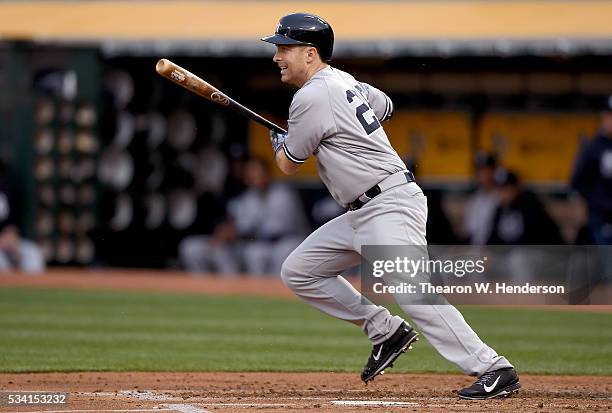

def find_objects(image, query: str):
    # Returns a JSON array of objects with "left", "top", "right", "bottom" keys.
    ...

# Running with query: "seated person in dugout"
[
  {"left": 179, "top": 157, "right": 308, "bottom": 276},
  {"left": 0, "top": 161, "right": 45, "bottom": 274}
]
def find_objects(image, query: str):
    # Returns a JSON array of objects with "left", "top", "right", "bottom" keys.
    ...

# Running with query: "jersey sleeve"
[
  {"left": 283, "top": 84, "right": 337, "bottom": 164},
  {"left": 357, "top": 82, "right": 394, "bottom": 122}
]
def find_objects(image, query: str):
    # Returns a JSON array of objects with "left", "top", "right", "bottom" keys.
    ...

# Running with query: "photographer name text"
[{"left": 372, "top": 282, "right": 565, "bottom": 295}]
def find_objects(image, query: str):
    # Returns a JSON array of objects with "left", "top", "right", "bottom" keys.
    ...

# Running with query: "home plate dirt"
[{"left": 1, "top": 372, "right": 611, "bottom": 413}]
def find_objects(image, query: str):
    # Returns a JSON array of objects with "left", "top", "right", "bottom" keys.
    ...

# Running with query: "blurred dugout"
[{"left": 1, "top": 1, "right": 611, "bottom": 268}]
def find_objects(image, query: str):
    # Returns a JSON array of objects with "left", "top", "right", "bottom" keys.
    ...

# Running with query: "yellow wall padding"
[
  {"left": 2, "top": 1, "right": 612, "bottom": 41},
  {"left": 251, "top": 111, "right": 600, "bottom": 185},
  {"left": 477, "top": 113, "right": 600, "bottom": 184}
]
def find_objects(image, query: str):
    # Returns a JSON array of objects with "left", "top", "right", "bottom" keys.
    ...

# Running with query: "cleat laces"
[{"left": 475, "top": 371, "right": 497, "bottom": 386}]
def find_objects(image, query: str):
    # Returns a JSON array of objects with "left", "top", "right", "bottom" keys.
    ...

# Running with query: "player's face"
[
  {"left": 273, "top": 45, "right": 310, "bottom": 87},
  {"left": 476, "top": 166, "right": 495, "bottom": 190}
]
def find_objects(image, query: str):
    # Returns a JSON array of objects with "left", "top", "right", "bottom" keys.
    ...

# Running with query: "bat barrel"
[
  {"left": 155, "top": 58, "right": 287, "bottom": 134},
  {"left": 155, "top": 59, "right": 170, "bottom": 74}
]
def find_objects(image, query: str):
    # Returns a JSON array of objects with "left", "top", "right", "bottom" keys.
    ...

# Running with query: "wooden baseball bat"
[{"left": 155, "top": 58, "right": 287, "bottom": 134}]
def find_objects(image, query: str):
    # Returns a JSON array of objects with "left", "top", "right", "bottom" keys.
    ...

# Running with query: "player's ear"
[{"left": 305, "top": 46, "right": 317, "bottom": 63}]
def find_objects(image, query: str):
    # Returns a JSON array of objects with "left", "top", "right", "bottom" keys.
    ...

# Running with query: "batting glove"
[{"left": 269, "top": 130, "right": 288, "bottom": 154}]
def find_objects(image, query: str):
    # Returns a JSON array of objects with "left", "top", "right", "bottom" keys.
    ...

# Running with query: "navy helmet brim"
[{"left": 261, "top": 34, "right": 312, "bottom": 46}]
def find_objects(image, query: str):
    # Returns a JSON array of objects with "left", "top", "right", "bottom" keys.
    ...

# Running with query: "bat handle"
[
  {"left": 265, "top": 122, "right": 287, "bottom": 135},
  {"left": 239, "top": 104, "right": 287, "bottom": 134}
]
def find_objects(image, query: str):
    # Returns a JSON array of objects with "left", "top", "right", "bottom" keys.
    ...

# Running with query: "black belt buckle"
[
  {"left": 364, "top": 185, "right": 382, "bottom": 199},
  {"left": 348, "top": 170, "right": 415, "bottom": 211},
  {"left": 348, "top": 184, "right": 380, "bottom": 211}
]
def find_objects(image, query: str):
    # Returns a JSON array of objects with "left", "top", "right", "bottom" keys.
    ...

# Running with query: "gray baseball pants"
[{"left": 280, "top": 182, "right": 512, "bottom": 376}]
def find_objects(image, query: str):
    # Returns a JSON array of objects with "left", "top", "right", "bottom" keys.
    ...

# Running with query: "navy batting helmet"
[{"left": 261, "top": 13, "right": 334, "bottom": 62}]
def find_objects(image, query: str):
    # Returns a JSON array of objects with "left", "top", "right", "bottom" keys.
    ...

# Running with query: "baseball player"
[{"left": 261, "top": 13, "right": 520, "bottom": 399}]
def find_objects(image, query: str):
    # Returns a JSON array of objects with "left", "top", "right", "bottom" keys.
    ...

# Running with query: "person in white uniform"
[
  {"left": 262, "top": 13, "right": 520, "bottom": 399},
  {"left": 180, "top": 158, "right": 307, "bottom": 276},
  {"left": 0, "top": 165, "right": 45, "bottom": 275}
]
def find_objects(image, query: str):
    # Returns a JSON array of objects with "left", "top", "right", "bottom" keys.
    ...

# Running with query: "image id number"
[{"left": 3, "top": 392, "right": 68, "bottom": 405}]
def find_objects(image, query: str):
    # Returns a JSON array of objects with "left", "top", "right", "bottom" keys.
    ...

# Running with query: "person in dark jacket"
[
  {"left": 571, "top": 95, "right": 612, "bottom": 282},
  {"left": 571, "top": 95, "right": 612, "bottom": 246},
  {"left": 487, "top": 170, "right": 563, "bottom": 245},
  {"left": 486, "top": 170, "right": 563, "bottom": 282}
]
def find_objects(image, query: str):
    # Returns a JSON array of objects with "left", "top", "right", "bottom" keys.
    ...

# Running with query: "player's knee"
[
  {"left": 280, "top": 254, "right": 303, "bottom": 290},
  {"left": 279, "top": 258, "right": 294, "bottom": 288}
]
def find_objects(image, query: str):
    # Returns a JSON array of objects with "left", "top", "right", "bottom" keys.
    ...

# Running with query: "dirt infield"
[
  {"left": 1, "top": 269, "right": 611, "bottom": 412},
  {"left": 1, "top": 372, "right": 611, "bottom": 413},
  {"left": 0, "top": 269, "right": 294, "bottom": 298}
]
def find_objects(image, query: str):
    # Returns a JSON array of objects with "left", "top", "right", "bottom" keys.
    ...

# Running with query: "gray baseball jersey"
[
  {"left": 279, "top": 65, "right": 513, "bottom": 378},
  {"left": 282, "top": 66, "right": 406, "bottom": 206}
]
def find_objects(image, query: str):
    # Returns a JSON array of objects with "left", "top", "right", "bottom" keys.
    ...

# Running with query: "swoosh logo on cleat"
[
  {"left": 372, "top": 345, "right": 383, "bottom": 361},
  {"left": 483, "top": 376, "right": 500, "bottom": 393}
]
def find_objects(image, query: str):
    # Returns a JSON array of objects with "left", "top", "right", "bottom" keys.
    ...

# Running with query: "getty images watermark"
[
  {"left": 361, "top": 245, "right": 612, "bottom": 305},
  {"left": 371, "top": 255, "right": 564, "bottom": 295}
]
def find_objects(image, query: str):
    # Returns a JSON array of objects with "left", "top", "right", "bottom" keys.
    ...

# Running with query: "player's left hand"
[{"left": 269, "top": 130, "right": 287, "bottom": 153}]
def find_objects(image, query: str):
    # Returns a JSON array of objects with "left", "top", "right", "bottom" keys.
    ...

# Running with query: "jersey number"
[{"left": 346, "top": 90, "right": 381, "bottom": 135}]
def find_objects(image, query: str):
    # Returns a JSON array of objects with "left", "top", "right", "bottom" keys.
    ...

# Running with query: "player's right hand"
[{"left": 269, "top": 130, "right": 288, "bottom": 153}]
